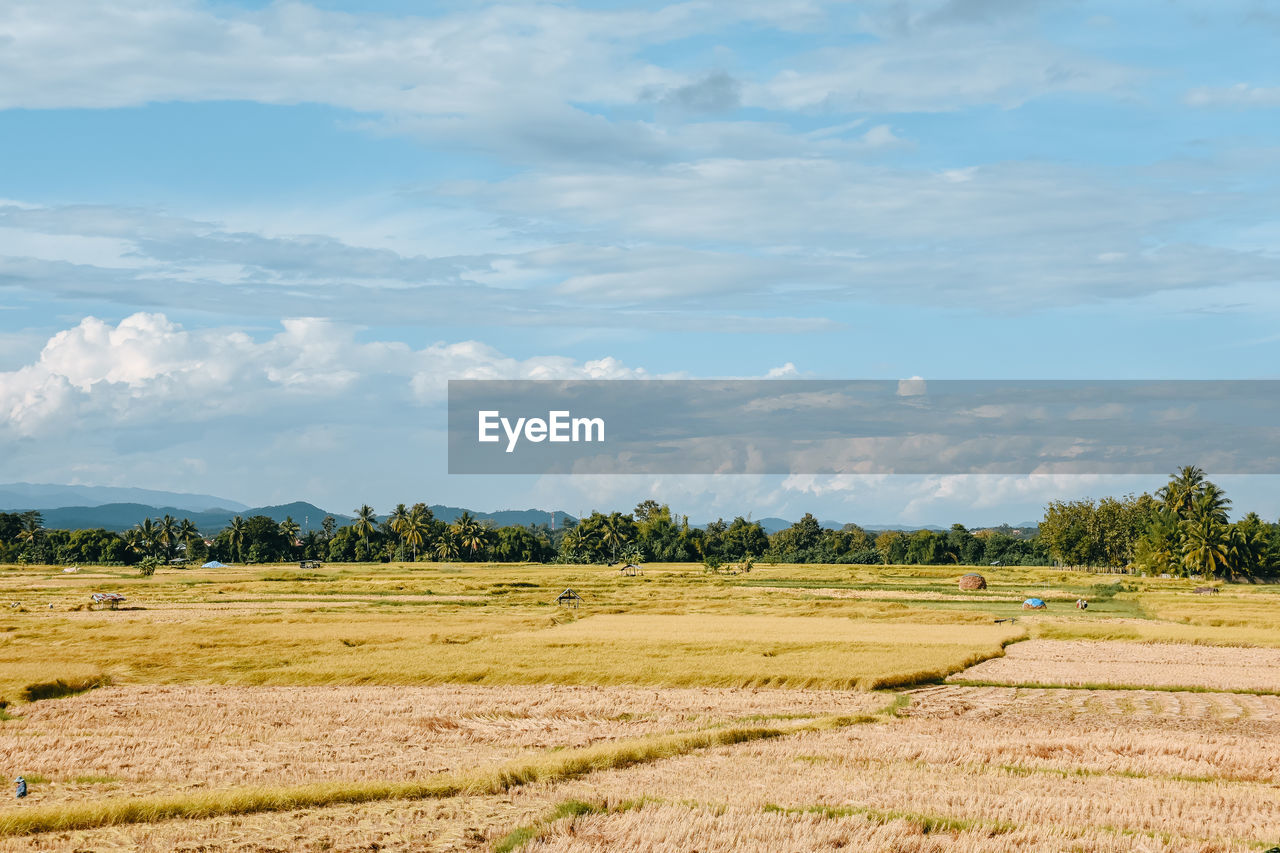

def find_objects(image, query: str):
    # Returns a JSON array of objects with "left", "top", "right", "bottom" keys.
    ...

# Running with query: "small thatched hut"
[
  {"left": 1022, "top": 597, "right": 1047, "bottom": 610},
  {"left": 958, "top": 572, "right": 987, "bottom": 591},
  {"left": 555, "top": 588, "right": 583, "bottom": 609}
]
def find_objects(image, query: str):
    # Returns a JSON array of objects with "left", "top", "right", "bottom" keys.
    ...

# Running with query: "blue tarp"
[
  {"left": 201, "top": 561, "right": 228, "bottom": 568},
  {"left": 1023, "top": 597, "right": 1046, "bottom": 608}
]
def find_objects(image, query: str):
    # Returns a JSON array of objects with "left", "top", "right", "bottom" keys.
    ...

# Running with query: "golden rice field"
[{"left": 2, "top": 560, "right": 1280, "bottom": 851}]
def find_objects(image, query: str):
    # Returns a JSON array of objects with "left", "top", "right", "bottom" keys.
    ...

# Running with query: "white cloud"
[
  {"left": 0, "top": 313, "right": 647, "bottom": 436},
  {"left": 1186, "top": 83, "right": 1280, "bottom": 108}
]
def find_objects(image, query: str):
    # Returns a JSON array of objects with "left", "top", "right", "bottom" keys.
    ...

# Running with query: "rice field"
[
  {"left": 952, "top": 639, "right": 1280, "bottom": 692},
  {"left": 2, "top": 560, "right": 1280, "bottom": 850},
  {"left": 0, "top": 684, "right": 886, "bottom": 807}
]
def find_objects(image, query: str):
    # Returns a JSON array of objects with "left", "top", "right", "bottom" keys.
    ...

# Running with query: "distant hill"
[
  {"left": 35, "top": 501, "right": 343, "bottom": 534},
  {"left": 29, "top": 501, "right": 574, "bottom": 534},
  {"left": 0, "top": 482, "right": 247, "bottom": 513},
  {"left": 700, "top": 517, "right": 1030, "bottom": 534},
  {"left": 429, "top": 505, "right": 576, "bottom": 529}
]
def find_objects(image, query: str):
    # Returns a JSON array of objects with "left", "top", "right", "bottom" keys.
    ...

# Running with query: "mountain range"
[
  {"left": 0, "top": 482, "right": 248, "bottom": 512},
  {"left": 9, "top": 497, "right": 577, "bottom": 535},
  {"left": 1, "top": 484, "right": 1034, "bottom": 535}
]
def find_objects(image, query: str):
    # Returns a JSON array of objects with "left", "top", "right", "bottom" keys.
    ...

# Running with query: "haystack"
[
  {"left": 958, "top": 572, "right": 987, "bottom": 591},
  {"left": 1022, "top": 597, "right": 1047, "bottom": 610}
]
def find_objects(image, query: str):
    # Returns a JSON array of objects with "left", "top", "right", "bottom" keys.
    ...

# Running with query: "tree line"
[
  {"left": 3, "top": 466, "right": 1277, "bottom": 581},
  {"left": 0, "top": 499, "right": 1042, "bottom": 569},
  {"left": 1038, "top": 466, "right": 1280, "bottom": 579}
]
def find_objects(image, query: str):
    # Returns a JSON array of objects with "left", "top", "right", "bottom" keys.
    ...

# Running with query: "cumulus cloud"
[{"left": 0, "top": 313, "right": 647, "bottom": 436}]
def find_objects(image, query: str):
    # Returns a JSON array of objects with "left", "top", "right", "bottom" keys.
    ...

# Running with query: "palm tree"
[
  {"left": 401, "top": 505, "right": 431, "bottom": 561},
  {"left": 280, "top": 517, "right": 301, "bottom": 556},
  {"left": 17, "top": 511, "right": 43, "bottom": 547},
  {"left": 1157, "top": 465, "right": 1207, "bottom": 517},
  {"left": 1191, "top": 482, "right": 1231, "bottom": 525},
  {"left": 451, "top": 512, "right": 487, "bottom": 560},
  {"left": 135, "top": 517, "right": 159, "bottom": 558},
  {"left": 156, "top": 514, "right": 179, "bottom": 561},
  {"left": 435, "top": 532, "right": 459, "bottom": 562},
  {"left": 1181, "top": 485, "right": 1231, "bottom": 580},
  {"left": 388, "top": 503, "right": 409, "bottom": 534},
  {"left": 228, "top": 516, "right": 246, "bottom": 564},
  {"left": 560, "top": 526, "right": 589, "bottom": 562},
  {"left": 1137, "top": 508, "right": 1181, "bottom": 576},
  {"left": 353, "top": 505, "right": 377, "bottom": 560},
  {"left": 179, "top": 518, "right": 199, "bottom": 556},
  {"left": 599, "top": 513, "right": 630, "bottom": 563},
  {"left": 1183, "top": 514, "right": 1229, "bottom": 580}
]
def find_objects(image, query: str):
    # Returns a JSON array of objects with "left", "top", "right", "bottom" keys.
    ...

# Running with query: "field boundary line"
[{"left": 0, "top": 698, "right": 904, "bottom": 837}]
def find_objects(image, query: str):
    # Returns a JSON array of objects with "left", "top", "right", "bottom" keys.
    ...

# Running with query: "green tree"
[
  {"left": 451, "top": 511, "right": 489, "bottom": 560},
  {"left": 280, "top": 516, "right": 301, "bottom": 557},
  {"left": 400, "top": 504, "right": 432, "bottom": 561},
  {"left": 353, "top": 505, "right": 378, "bottom": 561},
  {"left": 228, "top": 515, "right": 246, "bottom": 563},
  {"left": 156, "top": 514, "right": 179, "bottom": 562}
]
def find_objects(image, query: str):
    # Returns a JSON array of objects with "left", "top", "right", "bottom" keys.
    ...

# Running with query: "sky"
[{"left": 1, "top": 0, "right": 1279, "bottom": 525}]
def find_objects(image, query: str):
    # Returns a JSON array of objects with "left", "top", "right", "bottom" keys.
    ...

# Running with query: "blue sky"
[{"left": 2, "top": 0, "right": 1279, "bottom": 524}]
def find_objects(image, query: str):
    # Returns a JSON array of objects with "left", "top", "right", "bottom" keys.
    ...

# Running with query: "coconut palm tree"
[
  {"left": 280, "top": 517, "right": 301, "bottom": 556},
  {"left": 134, "top": 517, "right": 159, "bottom": 559},
  {"left": 228, "top": 516, "right": 246, "bottom": 564},
  {"left": 1183, "top": 514, "right": 1229, "bottom": 580},
  {"left": 451, "top": 512, "right": 488, "bottom": 560},
  {"left": 401, "top": 505, "right": 431, "bottom": 561},
  {"left": 17, "top": 511, "right": 43, "bottom": 547},
  {"left": 388, "top": 503, "right": 409, "bottom": 535},
  {"left": 179, "top": 518, "right": 199, "bottom": 556},
  {"left": 1157, "top": 465, "right": 1207, "bottom": 517},
  {"left": 434, "top": 532, "right": 459, "bottom": 562},
  {"left": 353, "top": 505, "right": 377, "bottom": 560},
  {"left": 598, "top": 513, "right": 630, "bottom": 563},
  {"left": 1181, "top": 485, "right": 1231, "bottom": 580},
  {"left": 1136, "top": 508, "right": 1182, "bottom": 576},
  {"left": 156, "top": 514, "right": 179, "bottom": 561},
  {"left": 560, "top": 526, "right": 589, "bottom": 562}
]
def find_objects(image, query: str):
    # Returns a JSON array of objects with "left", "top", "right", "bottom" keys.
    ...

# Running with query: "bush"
[{"left": 137, "top": 556, "right": 160, "bottom": 577}]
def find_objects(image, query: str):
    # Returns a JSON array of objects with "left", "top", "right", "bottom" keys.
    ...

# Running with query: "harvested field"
[
  {"left": 952, "top": 639, "right": 1280, "bottom": 692},
  {"left": 525, "top": 685, "right": 1280, "bottom": 851},
  {"left": 524, "top": 803, "right": 1245, "bottom": 853},
  {"left": 0, "top": 684, "right": 883, "bottom": 807},
  {"left": 4, "top": 562, "right": 1280, "bottom": 851},
  {"left": 17, "top": 685, "right": 1274, "bottom": 852}
]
